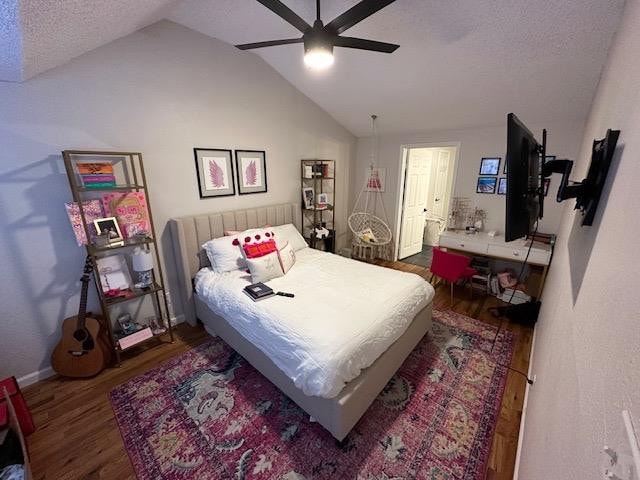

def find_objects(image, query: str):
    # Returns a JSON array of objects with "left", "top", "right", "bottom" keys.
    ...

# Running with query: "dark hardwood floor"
[{"left": 23, "top": 259, "right": 532, "bottom": 480}]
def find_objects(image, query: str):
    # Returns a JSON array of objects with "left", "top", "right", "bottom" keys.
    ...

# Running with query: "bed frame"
[{"left": 169, "top": 203, "right": 432, "bottom": 440}]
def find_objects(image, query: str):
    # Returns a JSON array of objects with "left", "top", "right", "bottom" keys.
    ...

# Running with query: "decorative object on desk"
[
  {"left": 302, "top": 186, "right": 314, "bottom": 209},
  {"left": 131, "top": 247, "right": 154, "bottom": 288},
  {"left": 93, "top": 216, "right": 124, "bottom": 245},
  {"left": 365, "top": 167, "right": 386, "bottom": 192},
  {"left": 235, "top": 150, "right": 267, "bottom": 194},
  {"left": 543, "top": 177, "right": 551, "bottom": 196},
  {"left": 101, "top": 192, "right": 150, "bottom": 239},
  {"left": 316, "top": 192, "right": 329, "bottom": 206},
  {"left": 448, "top": 197, "right": 471, "bottom": 230},
  {"left": 51, "top": 256, "right": 110, "bottom": 378},
  {"left": 194, "top": 148, "right": 235, "bottom": 198},
  {"left": 96, "top": 254, "right": 132, "bottom": 293},
  {"left": 476, "top": 177, "right": 497, "bottom": 194},
  {"left": 467, "top": 207, "right": 487, "bottom": 231},
  {"left": 479, "top": 157, "right": 501, "bottom": 175},
  {"left": 313, "top": 226, "right": 330, "bottom": 239},
  {"left": 65, "top": 200, "right": 103, "bottom": 246},
  {"left": 498, "top": 177, "right": 507, "bottom": 195}
]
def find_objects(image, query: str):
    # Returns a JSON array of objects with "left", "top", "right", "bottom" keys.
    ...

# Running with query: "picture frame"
[
  {"left": 235, "top": 150, "right": 267, "bottom": 195},
  {"left": 316, "top": 192, "right": 329, "bottom": 205},
  {"left": 95, "top": 254, "right": 132, "bottom": 293},
  {"left": 365, "top": 167, "right": 386, "bottom": 192},
  {"left": 479, "top": 157, "right": 501, "bottom": 175},
  {"left": 476, "top": 177, "right": 497, "bottom": 194},
  {"left": 93, "top": 216, "right": 124, "bottom": 244},
  {"left": 302, "top": 187, "right": 314, "bottom": 209},
  {"left": 503, "top": 161, "right": 507, "bottom": 174},
  {"left": 497, "top": 177, "right": 507, "bottom": 195},
  {"left": 543, "top": 178, "right": 551, "bottom": 196},
  {"left": 194, "top": 148, "right": 235, "bottom": 199}
]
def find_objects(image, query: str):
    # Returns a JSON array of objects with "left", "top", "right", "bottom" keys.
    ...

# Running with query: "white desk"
[{"left": 438, "top": 230, "right": 553, "bottom": 298}]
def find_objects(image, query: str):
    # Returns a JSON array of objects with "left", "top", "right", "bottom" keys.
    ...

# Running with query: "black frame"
[
  {"left": 543, "top": 177, "right": 551, "bottom": 196},
  {"left": 497, "top": 177, "right": 507, "bottom": 195},
  {"left": 193, "top": 148, "right": 236, "bottom": 199},
  {"left": 235, "top": 150, "right": 267, "bottom": 195},
  {"left": 479, "top": 157, "right": 501, "bottom": 175},
  {"left": 476, "top": 177, "right": 497, "bottom": 194}
]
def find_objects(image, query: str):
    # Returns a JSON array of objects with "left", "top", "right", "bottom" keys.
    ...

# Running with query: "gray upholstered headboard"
[{"left": 169, "top": 203, "right": 301, "bottom": 325}]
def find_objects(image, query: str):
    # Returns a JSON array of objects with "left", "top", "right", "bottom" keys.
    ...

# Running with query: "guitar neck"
[{"left": 77, "top": 257, "right": 93, "bottom": 329}]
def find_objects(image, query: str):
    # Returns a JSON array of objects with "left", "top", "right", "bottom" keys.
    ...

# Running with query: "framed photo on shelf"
[
  {"left": 476, "top": 177, "right": 497, "bottom": 194},
  {"left": 93, "top": 216, "right": 123, "bottom": 243},
  {"left": 194, "top": 148, "right": 235, "bottom": 199},
  {"left": 480, "top": 157, "right": 501, "bottom": 175},
  {"left": 497, "top": 177, "right": 507, "bottom": 195},
  {"left": 302, "top": 187, "right": 314, "bottom": 209},
  {"left": 235, "top": 150, "right": 267, "bottom": 195},
  {"left": 95, "top": 254, "right": 132, "bottom": 293},
  {"left": 316, "top": 192, "right": 329, "bottom": 205}
]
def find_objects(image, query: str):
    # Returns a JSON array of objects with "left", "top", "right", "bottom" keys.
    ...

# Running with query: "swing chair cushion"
[{"left": 349, "top": 212, "right": 392, "bottom": 245}]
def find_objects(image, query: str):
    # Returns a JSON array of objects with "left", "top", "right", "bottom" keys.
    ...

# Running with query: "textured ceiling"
[{"left": 1, "top": 0, "right": 626, "bottom": 136}]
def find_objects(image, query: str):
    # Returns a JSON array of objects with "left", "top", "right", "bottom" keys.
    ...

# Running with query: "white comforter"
[{"left": 195, "top": 248, "right": 434, "bottom": 398}]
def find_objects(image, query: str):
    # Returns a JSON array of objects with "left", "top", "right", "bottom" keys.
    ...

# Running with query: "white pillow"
[
  {"left": 272, "top": 223, "right": 308, "bottom": 251},
  {"left": 246, "top": 251, "right": 284, "bottom": 283},
  {"left": 278, "top": 241, "right": 296, "bottom": 274},
  {"left": 202, "top": 234, "right": 245, "bottom": 273}
]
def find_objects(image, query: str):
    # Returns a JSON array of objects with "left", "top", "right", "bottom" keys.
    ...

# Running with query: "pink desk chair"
[{"left": 430, "top": 247, "right": 477, "bottom": 305}]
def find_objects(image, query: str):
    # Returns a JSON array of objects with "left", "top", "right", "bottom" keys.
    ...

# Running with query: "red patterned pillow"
[{"left": 243, "top": 239, "right": 277, "bottom": 259}]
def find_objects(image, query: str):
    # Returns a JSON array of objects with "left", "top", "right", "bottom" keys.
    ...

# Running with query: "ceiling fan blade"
[
  {"left": 235, "top": 38, "right": 304, "bottom": 50},
  {"left": 333, "top": 36, "right": 399, "bottom": 53},
  {"left": 326, "top": 0, "right": 396, "bottom": 35},
  {"left": 256, "top": 0, "right": 311, "bottom": 33}
]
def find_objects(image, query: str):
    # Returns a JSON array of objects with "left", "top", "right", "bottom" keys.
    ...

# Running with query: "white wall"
[
  {"left": 353, "top": 120, "right": 584, "bottom": 248},
  {"left": 0, "top": 20, "right": 355, "bottom": 383},
  {"left": 517, "top": 1, "right": 640, "bottom": 478}
]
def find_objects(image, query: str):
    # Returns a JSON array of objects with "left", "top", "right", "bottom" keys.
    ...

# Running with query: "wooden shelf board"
[
  {"left": 104, "top": 283, "right": 163, "bottom": 306},
  {"left": 89, "top": 237, "right": 154, "bottom": 254}
]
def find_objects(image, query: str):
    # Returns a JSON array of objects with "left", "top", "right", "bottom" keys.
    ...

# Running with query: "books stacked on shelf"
[
  {"left": 243, "top": 283, "right": 275, "bottom": 302},
  {"left": 77, "top": 162, "right": 116, "bottom": 189}
]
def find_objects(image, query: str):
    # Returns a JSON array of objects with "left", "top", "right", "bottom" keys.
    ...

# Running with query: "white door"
[
  {"left": 431, "top": 149, "right": 452, "bottom": 220},
  {"left": 398, "top": 149, "right": 432, "bottom": 259}
]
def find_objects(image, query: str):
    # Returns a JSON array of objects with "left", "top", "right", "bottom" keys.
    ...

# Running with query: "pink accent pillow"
[{"left": 243, "top": 239, "right": 277, "bottom": 259}]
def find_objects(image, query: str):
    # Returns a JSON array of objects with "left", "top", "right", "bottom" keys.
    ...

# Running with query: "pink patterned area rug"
[{"left": 110, "top": 310, "right": 514, "bottom": 480}]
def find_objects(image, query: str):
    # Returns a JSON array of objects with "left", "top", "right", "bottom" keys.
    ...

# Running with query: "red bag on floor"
[{"left": 0, "top": 376, "right": 35, "bottom": 436}]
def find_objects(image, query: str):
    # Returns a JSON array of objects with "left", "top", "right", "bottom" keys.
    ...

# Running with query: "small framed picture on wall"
[
  {"left": 235, "top": 150, "right": 267, "bottom": 195},
  {"left": 543, "top": 178, "right": 551, "bottom": 196},
  {"left": 497, "top": 177, "right": 507, "bottom": 195},
  {"left": 194, "top": 148, "right": 235, "bottom": 198},
  {"left": 479, "top": 157, "right": 501, "bottom": 175},
  {"left": 476, "top": 177, "right": 497, "bottom": 194}
]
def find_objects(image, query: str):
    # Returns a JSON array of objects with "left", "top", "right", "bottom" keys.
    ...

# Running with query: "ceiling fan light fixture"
[{"left": 303, "top": 44, "right": 334, "bottom": 70}]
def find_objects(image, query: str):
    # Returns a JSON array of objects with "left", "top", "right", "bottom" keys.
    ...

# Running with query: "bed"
[{"left": 170, "top": 203, "right": 434, "bottom": 440}]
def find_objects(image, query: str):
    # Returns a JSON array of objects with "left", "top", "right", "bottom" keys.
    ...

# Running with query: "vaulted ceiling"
[{"left": 1, "top": 0, "right": 625, "bottom": 136}]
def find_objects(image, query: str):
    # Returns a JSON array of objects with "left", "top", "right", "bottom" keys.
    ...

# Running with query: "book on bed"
[{"left": 243, "top": 283, "right": 275, "bottom": 302}]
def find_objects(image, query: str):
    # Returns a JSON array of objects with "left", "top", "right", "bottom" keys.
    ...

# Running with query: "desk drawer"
[
  {"left": 487, "top": 244, "right": 550, "bottom": 265},
  {"left": 440, "top": 236, "right": 488, "bottom": 255}
]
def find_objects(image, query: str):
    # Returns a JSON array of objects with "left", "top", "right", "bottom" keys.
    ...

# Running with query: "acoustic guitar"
[{"left": 51, "top": 256, "right": 110, "bottom": 377}]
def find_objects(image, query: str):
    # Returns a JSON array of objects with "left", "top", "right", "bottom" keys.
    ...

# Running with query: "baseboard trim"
[
  {"left": 512, "top": 323, "right": 539, "bottom": 479},
  {"left": 17, "top": 314, "right": 187, "bottom": 388},
  {"left": 17, "top": 366, "right": 55, "bottom": 388}
]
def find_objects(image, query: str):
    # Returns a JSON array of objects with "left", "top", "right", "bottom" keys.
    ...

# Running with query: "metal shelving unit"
[
  {"left": 62, "top": 150, "right": 174, "bottom": 365},
  {"left": 301, "top": 159, "right": 336, "bottom": 253}
]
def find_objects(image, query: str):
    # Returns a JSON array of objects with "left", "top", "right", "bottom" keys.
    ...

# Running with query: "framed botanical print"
[
  {"left": 194, "top": 148, "right": 235, "bottom": 198},
  {"left": 235, "top": 150, "right": 267, "bottom": 195}
]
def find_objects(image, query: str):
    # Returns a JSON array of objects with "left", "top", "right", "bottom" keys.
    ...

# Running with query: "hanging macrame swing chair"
[{"left": 348, "top": 115, "right": 393, "bottom": 260}]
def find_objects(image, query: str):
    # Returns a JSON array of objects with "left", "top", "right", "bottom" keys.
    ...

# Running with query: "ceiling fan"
[{"left": 236, "top": 0, "right": 399, "bottom": 69}]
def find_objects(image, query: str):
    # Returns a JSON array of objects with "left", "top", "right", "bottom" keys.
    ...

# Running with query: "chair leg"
[{"left": 450, "top": 281, "right": 454, "bottom": 306}]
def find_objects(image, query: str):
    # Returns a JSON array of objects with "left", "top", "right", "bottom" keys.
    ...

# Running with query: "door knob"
[
  {"left": 435, "top": 197, "right": 440, "bottom": 202},
  {"left": 423, "top": 208, "right": 427, "bottom": 212}
]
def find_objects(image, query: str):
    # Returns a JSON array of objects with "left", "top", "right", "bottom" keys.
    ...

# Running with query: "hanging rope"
[{"left": 348, "top": 115, "right": 393, "bottom": 247}]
